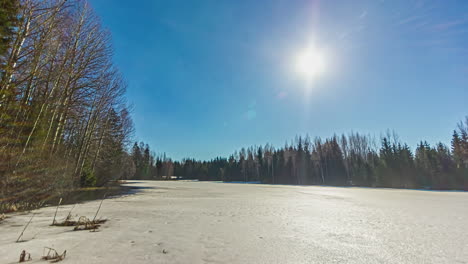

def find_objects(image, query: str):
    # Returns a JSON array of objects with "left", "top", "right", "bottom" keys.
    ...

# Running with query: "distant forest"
[{"left": 130, "top": 119, "right": 468, "bottom": 190}]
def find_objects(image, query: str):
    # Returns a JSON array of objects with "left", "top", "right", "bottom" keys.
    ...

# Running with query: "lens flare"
[{"left": 295, "top": 46, "right": 326, "bottom": 81}]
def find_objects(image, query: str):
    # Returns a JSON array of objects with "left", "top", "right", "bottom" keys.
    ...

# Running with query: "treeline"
[
  {"left": 128, "top": 142, "right": 174, "bottom": 180},
  {"left": 132, "top": 119, "right": 468, "bottom": 190},
  {"left": 0, "top": 0, "right": 133, "bottom": 210}
]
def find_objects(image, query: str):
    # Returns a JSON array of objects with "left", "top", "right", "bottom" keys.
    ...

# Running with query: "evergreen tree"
[{"left": 124, "top": 118, "right": 468, "bottom": 192}]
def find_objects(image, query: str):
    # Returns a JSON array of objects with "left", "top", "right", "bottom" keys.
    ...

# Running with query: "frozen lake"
[{"left": 1, "top": 180, "right": 467, "bottom": 263}]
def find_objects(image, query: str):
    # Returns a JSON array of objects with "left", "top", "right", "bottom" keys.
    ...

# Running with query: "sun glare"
[{"left": 295, "top": 45, "right": 326, "bottom": 81}]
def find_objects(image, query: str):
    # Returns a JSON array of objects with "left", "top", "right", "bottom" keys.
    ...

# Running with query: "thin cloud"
[
  {"left": 433, "top": 18, "right": 468, "bottom": 32},
  {"left": 398, "top": 15, "right": 423, "bottom": 25}
]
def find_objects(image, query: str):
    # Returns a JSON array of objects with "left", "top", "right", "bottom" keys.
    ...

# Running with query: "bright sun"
[{"left": 295, "top": 45, "right": 326, "bottom": 80}]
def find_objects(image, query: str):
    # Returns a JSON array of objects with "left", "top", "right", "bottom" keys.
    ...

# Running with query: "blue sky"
[{"left": 89, "top": 0, "right": 468, "bottom": 160}]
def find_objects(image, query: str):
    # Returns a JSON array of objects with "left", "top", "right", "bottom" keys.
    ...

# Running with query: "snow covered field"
[{"left": 1, "top": 180, "right": 467, "bottom": 263}]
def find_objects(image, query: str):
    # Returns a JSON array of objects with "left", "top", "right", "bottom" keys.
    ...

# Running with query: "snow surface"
[{"left": 1, "top": 180, "right": 467, "bottom": 263}]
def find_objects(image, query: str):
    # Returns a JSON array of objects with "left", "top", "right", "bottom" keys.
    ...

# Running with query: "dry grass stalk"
[
  {"left": 16, "top": 214, "right": 35, "bottom": 242},
  {"left": 66, "top": 204, "right": 76, "bottom": 219},
  {"left": 51, "top": 204, "right": 77, "bottom": 226},
  {"left": 52, "top": 214, "right": 106, "bottom": 229},
  {"left": 53, "top": 194, "right": 107, "bottom": 231},
  {"left": 51, "top": 198, "right": 62, "bottom": 225},
  {"left": 73, "top": 216, "right": 107, "bottom": 231},
  {"left": 41, "top": 247, "right": 66, "bottom": 263},
  {"left": 51, "top": 214, "right": 76, "bottom": 226},
  {"left": 92, "top": 194, "right": 106, "bottom": 222},
  {"left": 19, "top": 250, "right": 32, "bottom": 262}
]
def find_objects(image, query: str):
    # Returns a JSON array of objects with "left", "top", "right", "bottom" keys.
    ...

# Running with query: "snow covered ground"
[{"left": 1, "top": 180, "right": 467, "bottom": 263}]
